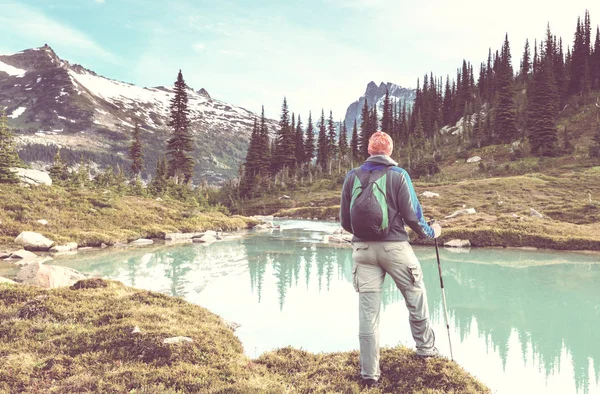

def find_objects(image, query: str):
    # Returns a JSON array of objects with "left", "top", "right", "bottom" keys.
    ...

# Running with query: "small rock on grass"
[{"left": 163, "top": 336, "right": 193, "bottom": 345}]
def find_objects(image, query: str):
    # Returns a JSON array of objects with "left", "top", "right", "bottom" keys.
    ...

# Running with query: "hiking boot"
[
  {"left": 362, "top": 378, "right": 380, "bottom": 388},
  {"left": 416, "top": 346, "right": 440, "bottom": 358}
]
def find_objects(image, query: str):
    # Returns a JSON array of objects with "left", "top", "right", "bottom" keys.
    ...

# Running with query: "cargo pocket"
[
  {"left": 409, "top": 265, "right": 423, "bottom": 286},
  {"left": 352, "top": 262, "right": 359, "bottom": 292}
]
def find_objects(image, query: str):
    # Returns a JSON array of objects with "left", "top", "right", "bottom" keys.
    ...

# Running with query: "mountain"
[
  {"left": 0, "top": 44, "right": 278, "bottom": 183},
  {"left": 344, "top": 81, "right": 416, "bottom": 131}
]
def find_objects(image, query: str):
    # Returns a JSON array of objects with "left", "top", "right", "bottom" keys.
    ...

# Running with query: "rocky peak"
[
  {"left": 0, "top": 44, "right": 63, "bottom": 71},
  {"left": 197, "top": 88, "right": 211, "bottom": 99}
]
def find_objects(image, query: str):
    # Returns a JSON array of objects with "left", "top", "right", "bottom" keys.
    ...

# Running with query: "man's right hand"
[{"left": 431, "top": 223, "right": 442, "bottom": 238}]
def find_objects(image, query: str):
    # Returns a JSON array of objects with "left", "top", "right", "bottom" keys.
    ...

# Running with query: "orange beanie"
[{"left": 368, "top": 131, "right": 393, "bottom": 156}]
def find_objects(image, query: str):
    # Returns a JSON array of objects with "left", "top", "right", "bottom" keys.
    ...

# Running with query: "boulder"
[
  {"left": 466, "top": 156, "right": 482, "bottom": 164},
  {"left": 49, "top": 242, "right": 78, "bottom": 253},
  {"left": 193, "top": 234, "right": 217, "bottom": 244},
  {"left": 7, "top": 249, "right": 38, "bottom": 260},
  {"left": 37, "top": 219, "right": 49, "bottom": 226},
  {"left": 223, "top": 319, "right": 241, "bottom": 331},
  {"left": 445, "top": 208, "right": 477, "bottom": 219},
  {"left": 131, "top": 326, "right": 141, "bottom": 335},
  {"left": 333, "top": 227, "right": 351, "bottom": 235},
  {"left": 530, "top": 208, "right": 544, "bottom": 219},
  {"left": 11, "top": 168, "right": 52, "bottom": 186},
  {"left": 15, "top": 262, "right": 86, "bottom": 288},
  {"left": 13, "top": 256, "right": 53, "bottom": 267},
  {"left": 0, "top": 277, "right": 17, "bottom": 285},
  {"left": 163, "top": 336, "right": 193, "bottom": 345},
  {"left": 14, "top": 231, "right": 55, "bottom": 251},
  {"left": 444, "top": 239, "right": 471, "bottom": 248},
  {"left": 421, "top": 191, "right": 440, "bottom": 198},
  {"left": 130, "top": 239, "right": 154, "bottom": 246},
  {"left": 165, "top": 232, "right": 204, "bottom": 241}
]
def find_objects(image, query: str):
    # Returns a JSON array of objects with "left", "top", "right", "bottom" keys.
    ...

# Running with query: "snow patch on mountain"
[
  {"left": 9, "top": 106, "right": 26, "bottom": 118},
  {"left": 0, "top": 60, "right": 26, "bottom": 77}
]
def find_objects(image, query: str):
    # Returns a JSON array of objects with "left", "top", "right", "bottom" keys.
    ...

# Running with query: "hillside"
[
  {"left": 0, "top": 45, "right": 279, "bottom": 183},
  {"left": 237, "top": 94, "right": 600, "bottom": 251}
]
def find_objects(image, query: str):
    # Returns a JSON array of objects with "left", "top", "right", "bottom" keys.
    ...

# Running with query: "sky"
[{"left": 1, "top": 0, "right": 600, "bottom": 120}]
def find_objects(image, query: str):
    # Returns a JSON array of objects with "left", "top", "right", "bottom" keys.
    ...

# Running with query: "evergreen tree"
[
  {"left": 49, "top": 150, "right": 69, "bottom": 185},
  {"left": 381, "top": 89, "right": 392, "bottom": 132},
  {"left": 350, "top": 119, "right": 359, "bottom": 164},
  {"left": 327, "top": 110, "right": 337, "bottom": 161},
  {"left": 369, "top": 105, "right": 379, "bottom": 143},
  {"left": 359, "top": 99, "right": 370, "bottom": 160},
  {"left": 151, "top": 157, "right": 169, "bottom": 194},
  {"left": 316, "top": 110, "right": 328, "bottom": 169},
  {"left": 258, "top": 106, "right": 271, "bottom": 175},
  {"left": 294, "top": 114, "right": 305, "bottom": 167},
  {"left": 442, "top": 75, "right": 453, "bottom": 125},
  {"left": 338, "top": 122, "right": 348, "bottom": 163},
  {"left": 273, "top": 97, "right": 295, "bottom": 172},
  {"left": 494, "top": 34, "right": 518, "bottom": 143},
  {"left": 129, "top": 123, "right": 144, "bottom": 178},
  {"left": 244, "top": 118, "right": 261, "bottom": 177},
  {"left": 520, "top": 39, "right": 531, "bottom": 81},
  {"left": 593, "top": 26, "right": 600, "bottom": 89},
  {"left": 569, "top": 17, "right": 586, "bottom": 95},
  {"left": 166, "top": 70, "right": 194, "bottom": 183},
  {"left": 304, "top": 112, "right": 315, "bottom": 164},
  {"left": 527, "top": 42, "right": 559, "bottom": 156},
  {"left": 0, "top": 110, "right": 20, "bottom": 184}
]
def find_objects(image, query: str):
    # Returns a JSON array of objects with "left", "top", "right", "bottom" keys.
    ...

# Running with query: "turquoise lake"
[{"left": 51, "top": 219, "right": 600, "bottom": 394}]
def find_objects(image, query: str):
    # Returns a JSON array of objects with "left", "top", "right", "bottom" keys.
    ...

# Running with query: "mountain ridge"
[{"left": 0, "top": 44, "right": 278, "bottom": 183}]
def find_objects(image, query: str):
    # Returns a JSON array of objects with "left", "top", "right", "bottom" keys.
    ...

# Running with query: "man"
[{"left": 339, "top": 131, "right": 442, "bottom": 388}]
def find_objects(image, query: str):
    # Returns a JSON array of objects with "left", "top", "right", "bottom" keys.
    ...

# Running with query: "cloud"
[
  {"left": 193, "top": 43, "right": 205, "bottom": 52},
  {"left": 0, "top": 3, "right": 118, "bottom": 64}
]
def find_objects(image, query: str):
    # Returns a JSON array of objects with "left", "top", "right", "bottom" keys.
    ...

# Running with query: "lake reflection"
[{"left": 52, "top": 220, "right": 600, "bottom": 394}]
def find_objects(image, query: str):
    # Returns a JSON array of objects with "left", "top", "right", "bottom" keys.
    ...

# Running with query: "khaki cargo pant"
[{"left": 352, "top": 241, "right": 436, "bottom": 380}]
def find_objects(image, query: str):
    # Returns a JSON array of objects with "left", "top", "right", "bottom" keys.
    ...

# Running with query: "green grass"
[
  {"left": 0, "top": 185, "right": 258, "bottom": 252},
  {"left": 0, "top": 279, "right": 489, "bottom": 393}
]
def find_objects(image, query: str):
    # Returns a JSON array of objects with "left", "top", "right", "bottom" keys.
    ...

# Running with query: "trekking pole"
[{"left": 431, "top": 220, "right": 454, "bottom": 361}]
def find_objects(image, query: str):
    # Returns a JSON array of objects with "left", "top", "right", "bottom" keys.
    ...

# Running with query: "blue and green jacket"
[{"left": 339, "top": 155, "right": 435, "bottom": 241}]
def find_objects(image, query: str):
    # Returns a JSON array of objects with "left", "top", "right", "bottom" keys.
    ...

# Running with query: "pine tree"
[
  {"left": 359, "top": 99, "right": 370, "bottom": 160},
  {"left": 244, "top": 118, "right": 261, "bottom": 177},
  {"left": 316, "top": 110, "right": 328, "bottom": 169},
  {"left": 369, "top": 105, "right": 379, "bottom": 142},
  {"left": 350, "top": 119, "right": 359, "bottom": 164},
  {"left": 129, "top": 123, "right": 144, "bottom": 178},
  {"left": 258, "top": 106, "right": 271, "bottom": 175},
  {"left": 520, "top": 39, "right": 531, "bottom": 81},
  {"left": 527, "top": 41, "right": 559, "bottom": 156},
  {"left": 338, "top": 122, "right": 348, "bottom": 164},
  {"left": 327, "top": 111, "right": 337, "bottom": 162},
  {"left": 272, "top": 97, "right": 294, "bottom": 173},
  {"left": 304, "top": 112, "right": 315, "bottom": 164},
  {"left": 49, "top": 149, "right": 69, "bottom": 185},
  {"left": 0, "top": 110, "right": 20, "bottom": 184},
  {"left": 166, "top": 70, "right": 194, "bottom": 183},
  {"left": 295, "top": 114, "right": 305, "bottom": 166},
  {"left": 442, "top": 75, "right": 453, "bottom": 125},
  {"left": 381, "top": 89, "right": 391, "bottom": 132},
  {"left": 151, "top": 157, "right": 168, "bottom": 194},
  {"left": 494, "top": 34, "right": 518, "bottom": 143}
]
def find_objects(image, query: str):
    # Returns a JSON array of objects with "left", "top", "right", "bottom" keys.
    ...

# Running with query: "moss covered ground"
[{"left": 0, "top": 279, "right": 489, "bottom": 393}]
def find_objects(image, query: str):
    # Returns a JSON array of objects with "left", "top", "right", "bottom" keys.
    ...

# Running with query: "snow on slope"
[
  {"left": 9, "top": 106, "right": 26, "bottom": 118},
  {"left": 68, "top": 69, "right": 259, "bottom": 134},
  {"left": 0, "top": 60, "right": 26, "bottom": 77}
]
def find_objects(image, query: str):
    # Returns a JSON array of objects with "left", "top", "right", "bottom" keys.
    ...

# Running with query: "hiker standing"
[{"left": 339, "top": 131, "right": 442, "bottom": 387}]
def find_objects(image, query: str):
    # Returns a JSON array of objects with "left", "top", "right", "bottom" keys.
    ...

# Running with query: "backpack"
[{"left": 349, "top": 166, "right": 392, "bottom": 239}]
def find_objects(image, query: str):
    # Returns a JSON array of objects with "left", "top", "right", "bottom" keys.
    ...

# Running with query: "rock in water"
[
  {"left": 421, "top": 191, "right": 440, "bottom": 198},
  {"left": 466, "top": 156, "right": 482, "bottom": 163},
  {"left": 445, "top": 208, "right": 477, "bottom": 219},
  {"left": 7, "top": 249, "right": 38, "bottom": 260},
  {"left": 49, "top": 242, "right": 78, "bottom": 253},
  {"left": 130, "top": 239, "right": 154, "bottom": 246},
  {"left": 193, "top": 234, "right": 217, "bottom": 244},
  {"left": 14, "top": 231, "right": 55, "bottom": 251},
  {"left": 10, "top": 168, "right": 52, "bottom": 186},
  {"left": 444, "top": 239, "right": 471, "bottom": 248},
  {"left": 15, "top": 262, "right": 86, "bottom": 288}
]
